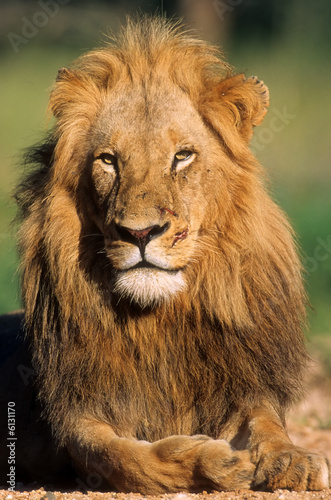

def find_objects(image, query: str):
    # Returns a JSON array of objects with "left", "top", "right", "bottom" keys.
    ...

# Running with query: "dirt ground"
[{"left": 1, "top": 361, "right": 330, "bottom": 500}]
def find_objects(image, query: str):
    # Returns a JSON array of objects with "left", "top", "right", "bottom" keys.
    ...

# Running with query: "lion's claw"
[{"left": 254, "top": 447, "right": 330, "bottom": 492}]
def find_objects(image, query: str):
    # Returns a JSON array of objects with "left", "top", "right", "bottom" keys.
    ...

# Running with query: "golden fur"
[{"left": 14, "top": 17, "right": 329, "bottom": 492}]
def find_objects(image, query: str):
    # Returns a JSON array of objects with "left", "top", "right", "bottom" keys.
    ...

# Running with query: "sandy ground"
[{"left": 1, "top": 363, "right": 330, "bottom": 500}]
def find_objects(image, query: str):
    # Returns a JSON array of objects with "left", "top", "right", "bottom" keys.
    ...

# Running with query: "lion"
[{"left": 0, "top": 16, "right": 329, "bottom": 493}]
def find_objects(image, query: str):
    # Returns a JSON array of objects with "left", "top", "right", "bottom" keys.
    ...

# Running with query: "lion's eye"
[
  {"left": 175, "top": 151, "right": 192, "bottom": 162},
  {"left": 95, "top": 153, "right": 118, "bottom": 174},
  {"left": 173, "top": 150, "right": 195, "bottom": 173},
  {"left": 97, "top": 153, "right": 117, "bottom": 166}
]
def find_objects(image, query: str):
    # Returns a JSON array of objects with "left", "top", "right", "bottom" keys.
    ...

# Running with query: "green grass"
[
  {"left": 0, "top": 198, "right": 19, "bottom": 313},
  {"left": 0, "top": 46, "right": 81, "bottom": 314},
  {"left": 0, "top": 40, "right": 330, "bottom": 338}
]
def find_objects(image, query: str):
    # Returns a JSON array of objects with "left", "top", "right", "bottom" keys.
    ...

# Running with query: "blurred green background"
[{"left": 0, "top": 0, "right": 330, "bottom": 356}]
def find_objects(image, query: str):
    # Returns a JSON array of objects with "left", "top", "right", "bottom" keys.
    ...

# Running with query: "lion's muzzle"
[
  {"left": 106, "top": 220, "right": 188, "bottom": 306},
  {"left": 114, "top": 222, "right": 170, "bottom": 259}
]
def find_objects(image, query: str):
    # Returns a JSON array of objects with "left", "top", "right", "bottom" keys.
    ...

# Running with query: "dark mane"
[{"left": 15, "top": 135, "right": 56, "bottom": 221}]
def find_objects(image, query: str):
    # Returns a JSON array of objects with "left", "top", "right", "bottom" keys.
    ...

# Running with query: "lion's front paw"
[
  {"left": 254, "top": 446, "right": 330, "bottom": 491},
  {"left": 197, "top": 439, "right": 255, "bottom": 491},
  {"left": 151, "top": 435, "right": 254, "bottom": 492}
]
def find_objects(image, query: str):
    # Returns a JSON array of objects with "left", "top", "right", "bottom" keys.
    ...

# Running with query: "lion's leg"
[
  {"left": 247, "top": 403, "right": 330, "bottom": 491},
  {"left": 68, "top": 419, "right": 254, "bottom": 494}
]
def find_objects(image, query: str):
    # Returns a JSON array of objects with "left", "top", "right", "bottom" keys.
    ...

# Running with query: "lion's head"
[{"left": 29, "top": 17, "right": 273, "bottom": 311}]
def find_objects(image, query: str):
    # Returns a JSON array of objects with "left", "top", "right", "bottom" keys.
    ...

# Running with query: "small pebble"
[{"left": 41, "top": 492, "right": 56, "bottom": 500}]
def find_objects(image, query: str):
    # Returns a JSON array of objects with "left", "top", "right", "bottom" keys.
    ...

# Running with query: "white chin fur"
[{"left": 113, "top": 268, "right": 186, "bottom": 307}]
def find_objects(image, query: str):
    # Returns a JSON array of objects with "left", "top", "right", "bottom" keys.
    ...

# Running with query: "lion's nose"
[{"left": 114, "top": 222, "right": 170, "bottom": 258}]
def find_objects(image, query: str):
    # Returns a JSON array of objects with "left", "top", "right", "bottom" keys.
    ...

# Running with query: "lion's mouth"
[
  {"left": 113, "top": 266, "right": 186, "bottom": 307},
  {"left": 128, "top": 260, "right": 184, "bottom": 273}
]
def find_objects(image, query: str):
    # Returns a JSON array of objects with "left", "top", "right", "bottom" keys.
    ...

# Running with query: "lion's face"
[{"left": 88, "top": 82, "right": 224, "bottom": 307}]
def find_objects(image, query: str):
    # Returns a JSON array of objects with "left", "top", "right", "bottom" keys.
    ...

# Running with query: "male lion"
[{"left": 0, "top": 17, "right": 330, "bottom": 493}]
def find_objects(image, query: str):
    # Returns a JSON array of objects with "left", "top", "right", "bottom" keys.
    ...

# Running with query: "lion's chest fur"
[{"left": 84, "top": 312, "right": 241, "bottom": 442}]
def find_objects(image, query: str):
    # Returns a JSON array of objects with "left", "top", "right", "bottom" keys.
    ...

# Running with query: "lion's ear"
[
  {"left": 49, "top": 67, "right": 96, "bottom": 119},
  {"left": 202, "top": 74, "right": 269, "bottom": 144}
]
